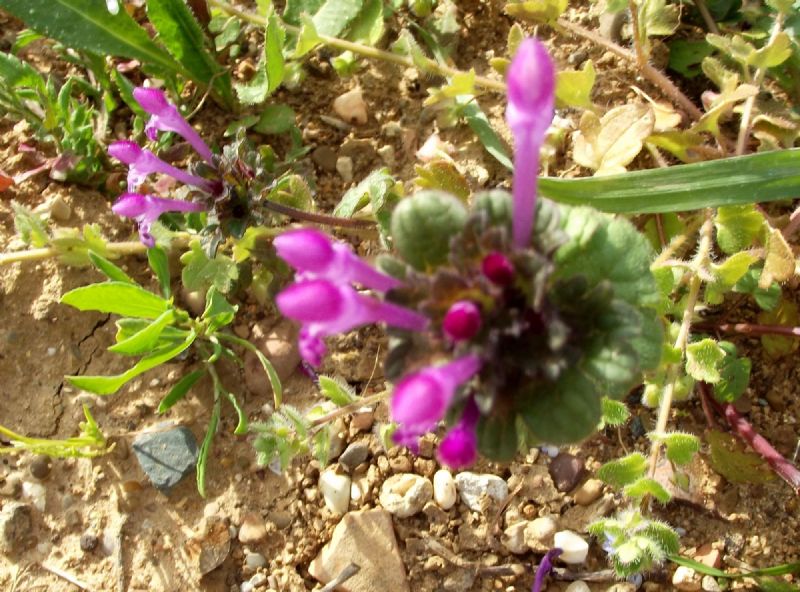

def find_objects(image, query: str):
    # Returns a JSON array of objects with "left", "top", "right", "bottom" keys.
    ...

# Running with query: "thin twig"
[
  {"left": 207, "top": 0, "right": 506, "bottom": 92},
  {"left": 694, "top": 0, "right": 720, "bottom": 34},
  {"left": 310, "top": 390, "right": 389, "bottom": 427},
  {"left": 39, "top": 564, "right": 91, "bottom": 591},
  {"left": 694, "top": 322, "right": 800, "bottom": 338},
  {"left": 319, "top": 563, "right": 360, "bottom": 592},
  {"left": 260, "top": 198, "right": 376, "bottom": 229},
  {"left": 555, "top": 18, "right": 703, "bottom": 120}
]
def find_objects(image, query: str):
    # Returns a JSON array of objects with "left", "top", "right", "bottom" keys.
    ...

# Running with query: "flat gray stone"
[{"left": 133, "top": 426, "right": 198, "bottom": 493}]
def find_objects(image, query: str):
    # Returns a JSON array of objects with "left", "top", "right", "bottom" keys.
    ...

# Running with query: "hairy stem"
[
  {"left": 555, "top": 18, "right": 703, "bottom": 120},
  {"left": 310, "top": 390, "right": 389, "bottom": 427},
  {"left": 735, "top": 12, "right": 785, "bottom": 155},
  {"left": 627, "top": 0, "right": 647, "bottom": 66},
  {"left": 207, "top": 0, "right": 506, "bottom": 92},
  {"left": 260, "top": 198, "right": 376, "bottom": 229},
  {"left": 647, "top": 212, "right": 714, "bottom": 478}
]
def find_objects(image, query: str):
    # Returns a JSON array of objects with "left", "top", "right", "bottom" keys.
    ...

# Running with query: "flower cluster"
[
  {"left": 273, "top": 38, "right": 556, "bottom": 468},
  {"left": 109, "top": 88, "right": 219, "bottom": 247}
]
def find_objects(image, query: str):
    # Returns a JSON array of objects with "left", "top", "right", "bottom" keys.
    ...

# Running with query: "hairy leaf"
[{"left": 598, "top": 452, "right": 647, "bottom": 487}]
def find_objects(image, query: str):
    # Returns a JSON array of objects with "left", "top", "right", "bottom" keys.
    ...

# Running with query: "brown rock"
[
  {"left": 309, "top": 509, "right": 410, "bottom": 592},
  {"left": 312, "top": 146, "right": 338, "bottom": 172},
  {"left": 693, "top": 543, "right": 722, "bottom": 569},
  {"left": 573, "top": 478, "right": 603, "bottom": 506},
  {"left": 560, "top": 494, "right": 615, "bottom": 533},
  {"left": 186, "top": 516, "right": 231, "bottom": 576},
  {"left": 238, "top": 513, "right": 267, "bottom": 544},
  {"left": 549, "top": 453, "right": 586, "bottom": 493},
  {"left": 507, "top": 465, "right": 561, "bottom": 505}
]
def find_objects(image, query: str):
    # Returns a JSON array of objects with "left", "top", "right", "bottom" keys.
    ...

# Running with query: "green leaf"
[
  {"left": 601, "top": 397, "right": 631, "bottom": 427},
  {"left": 518, "top": 367, "right": 601, "bottom": 444},
  {"left": 477, "top": 413, "right": 519, "bottom": 461},
  {"left": 651, "top": 432, "right": 700, "bottom": 465},
  {"left": 334, "top": 168, "right": 396, "bottom": 218},
  {"left": 158, "top": 369, "right": 204, "bottom": 413},
  {"left": 555, "top": 60, "right": 596, "bottom": 109},
  {"left": 685, "top": 338, "right": 726, "bottom": 383},
  {"left": 251, "top": 348, "right": 283, "bottom": 407},
  {"left": 504, "top": 0, "right": 569, "bottom": 24},
  {"left": 108, "top": 309, "right": 175, "bottom": 355},
  {"left": 391, "top": 190, "right": 468, "bottom": 271},
  {"left": 538, "top": 148, "right": 800, "bottom": 213},
  {"left": 668, "top": 39, "right": 714, "bottom": 78},
  {"left": 748, "top": 32, "right": 792, "bottom": 69},
  {"left": 598, "top": 452, "right": 647, "bottom": 487},
  {"left": 347, "top": 0, "right": 385, "bottom": 45},
  {"left": 202, "top": 287, "right": 237, "bottom": 332},
  {"left": 707, "top": 430, "right": 775, "bottom": 484},
  {"left": 252, "top": 104, "right": 297, "bottom": 134},
  {"left": 223, "top": 390, "right": 248, "bottom": 435},
  {"left": 312, "top": 0, "right": 363, "bottom": 37},
  {"left": 293, "top": 14, "right": 322, "bottom": 58},
  {"left": 180, "top": 240, "right": 239, "bottom": 294},
  {"left": 623, "top": 477, "right": 672, "bottom": 503},
  {"left": 414, "top": 161, "right": 470, "bottom": 201},
  {"left": 197, "top": 397, "right": 221, "bottom": 497},
  {"left": 758, "top": 298, "right": 799, "bottom": 357},
  {"left": 716, "top": 204, "right": 765, "bottom": 254},
  {"left": 312, "top": 426, "right": 331, "bottom": 466},
  {"left": 68, "top": 330, "right": 197, "bottom": 395},
  {"left": 734, "top": 267, "right": 781, "bottom": 310},
  {"left": 236, "top": 11, "right": 285, "bottom": 105},
  {"left": 146, "top": 0, "right": 234, "bottom": 109},
  {"left": 147, "top": 246, "right": 171, "bottom": 298},
  {"left": 61, "top": 282, "right": 170, "bottom": 319},
  {"left": 714, "top": 342, "right": 751, "bottom": 403},
  {"left": 12, "top": 203, "right": 49, "bottom": 248},
  {"left": 284, "top": 0, "right": 324, "bottom": 24},
  {"left": 0, "top": 0, "right": 180, "bottom": 77},
  {"left": 88, "top": 251, "right": 135, "bottom": 284},
  {"left": 458, "top": 98, "right": 513, "bottom": 170},
  {"left": 318, "top": 376, "right": 357, "bottom": 406}
]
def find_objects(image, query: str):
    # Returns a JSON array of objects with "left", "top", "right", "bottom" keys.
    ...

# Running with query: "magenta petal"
[
  {"left": 111, "top": 193, "right": 149, "bottom": 218},
  {"left": 442, "top": 300, "right": 482, "bottom": 341},
  {"left": 132, "top": 87, "right": 171, "bottom": 113},
  {"left": 108, "top": 140, "right": 144, "bottom": 164},
  {"left": 274, "top": 229, "right": 336, "bottom": 273},
  {"left": 437, "top": 425, "right": 477, "bottom": 469},
  {"left": 506, "top": 37, "right": 555, "bottom": 249},
  {"left": 276, "top": 280, "right": 345, "bottom": 323},
  {"left": 482, "top": 252, "right": 515, "bottom": 285}
]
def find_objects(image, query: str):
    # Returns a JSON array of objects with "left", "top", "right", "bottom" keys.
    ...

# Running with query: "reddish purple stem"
[{"left": 532, "top": 548, "right": 562, "bottom": 592}]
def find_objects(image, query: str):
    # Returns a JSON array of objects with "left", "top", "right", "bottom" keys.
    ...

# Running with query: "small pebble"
[
  {"left": 245, "top": 551, "right": 268, "bottom": 570},
  {"left": 573, "top": 478, "right": 603, "bottom": 505},
  {"left": 48, "top": 196, "right": 71, "bottom": 221},
  {"left": 549, "top": 452, "right": 586, "bottom": 492},
  {"left": 433, "top": 469, "right": 457, "bottom": 510},
  {"left": 524, "top": 516, "right": 557, "bottom": 552},
  {"left": 249, "top": 573, "right": 267, "bottom": 587},
  {"left": 540, "top": 445, "right": 560, "bottom": 458},
  {"left": 238, "top": 513, "right": 267, "bottom": 544},
  {"left": 80, "top": 533, "right": 99, "bottom": 552},
  {"left": 29, "top": 456, "right": 51, "bottom": 480},
  {"left": 333, "top": 88, "right": 368, "bottom": 125},
  {"left": 339, "top": 442, "right": 369, "bottom": 471},
  {"left": 502, "top": 522, "right": 528, "bottom": 554},
  {"left": 0, "top": 502, "right": 33, "bottom": 554},
  {"left": 319, "top": 469, "right": 351, "bottom": 515},
  {"left": 389, "top": 455, "right": 412, "bottom": 473},
  {"left": 336, "top": 156, "right": 354, "bottom": 183},
  {"left": 454, "top": 472, "right": 508, "bottom": 512},
  {"left": 21, "top": 481, "right": 46, "bottom": 512},
  {"left": 566, "top": 582, "right": 591, "bottom": 592},
  {"left": 672, "top": 566, "right": 701, "bottom": 591},
  {"left": 701, "top": 575, "right": 722, "bottom": 592},
  {"left": 553, "top": 530, "right": 589, "bottom": 564},
  {"left": 350, "top": 408, "right": 375, "bottom": 432},
  {"left": 379, "top": 474, "right": 432, "bottom": 518}
]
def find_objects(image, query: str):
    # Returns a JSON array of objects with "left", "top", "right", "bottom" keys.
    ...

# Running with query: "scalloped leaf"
[
  {"left": 685, "top": 338, "right": 726, "bottom": 383},
  {"left": 598, "top": 452, "right": 647, "bottom": 487}
]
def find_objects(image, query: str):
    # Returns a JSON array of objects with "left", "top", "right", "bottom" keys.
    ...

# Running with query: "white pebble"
[
  {"left": 454, "top": 472, "right": 508, "bottom": 512},
  {"left": 433, "top": 470, "right": 456, "bottom": 510},
  {"left": 22, "top": 481, "right": 46, "bottom": 512},
  {"left": 336, "top": 156, "right": 354, "bottom": 183},
  {"left": 541, "top": 445, "right": 560, "bottom": 458},
  {"left": 502, "top": 522, "right": 528, "bottom": 554},
  {"left": 379, "top": 474, "right": 432, "bottom": 518},
  {"left": 319, "top": 470, "right": 351, "bottom": 515},
  {"left": 553, "top": 530, "right": 589, "bottom": 564},
  {"left": 565, "top": 582, "right": 591, "bottom": 592},
  {"left": 525, "top": 516, "right": 557, "bottom": 546},
  {"left": 333, "top": 88, "right": 368, "bottom": 125},
  {"left": 673, "top": 566, "right": 701, "bottom": 591}
]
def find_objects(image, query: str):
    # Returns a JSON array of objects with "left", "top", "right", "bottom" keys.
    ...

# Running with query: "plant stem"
[
  {"left": 260, "top": 198, "right": 376, "bottom": 229},
  {"left": 647, "top": 212, "right": 713, "bottom": 478},
  {"left": 0, "top": 241, "right": 146, "bottom": 265},
  {"left": 706, "top": 391, "right": 800, "bottom": 494},
  {"left": 207, "top": 0, "right": 506, "bottom": 92},
  {"left": 310, "top": 390, "right": 389, "bottom": 427},
  {"left": 694, "top": 0, "right": 720, "bottom": 34},
  {"left": 735, "top": 12, "right": 785, "bottom": 155},
  {"left": 554, "top": 18, "right": 703, "bottom": 121},
  {"left": 627, "top": 0, "right": 647, "bottom": 67},
  {"left": 695, "top": 322, "right": 800, "bottom": 338}
]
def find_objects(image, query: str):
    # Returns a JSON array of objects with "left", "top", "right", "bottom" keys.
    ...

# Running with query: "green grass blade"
[{"left": 539, "top": 149, "right": 800, "bottom": 213}]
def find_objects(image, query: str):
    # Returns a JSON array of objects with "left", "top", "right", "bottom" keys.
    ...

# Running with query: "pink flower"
[
  {"left": 274, "top": 228, "right": 400, "bottom": 292},
  {"left": 132, "top": 87, "right": 215, "bottom": 165},
  {"left": 506, "top": 38, "right": 555, "bottom": 249},
  {"left": 276, "top": 279, "right": 428, "bottom": 366},
  {"left": 437, "top": 398, "right": 480, "bottom": 469},
  {"left": 112, "top": 192, "right": 203, "bottom": 247},
  {"left": 109, "top": 141, "right": 218, "bottom": 194},
  {"left": 391, "top": 355, "right": 482, "bottom": 451},
  {"left": 442, "top": 301, "right": 482, "bottom": 341}
]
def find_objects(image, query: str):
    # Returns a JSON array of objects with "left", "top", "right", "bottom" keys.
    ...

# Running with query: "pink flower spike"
[
  {"left": 109, "top": 141, "right": 217, "bottom": 194},
  {"left": 506, "top": 38, "right": 555, "bottom": 249},
  {"left": 437, "top": 398, "right": 480, "bottom": 469},
  {"left": 112, "top": 192, "right": 203, "bottom": 247},
  {"left": 390, "top": 354, "right": 482, "bottom": 450},
  {"left": 276, "top": 279, "right": 429, "bottom": 366},
  {"left": 442, "top": 300, "right": 482, "bottom": 341},
  {"left": 274, "top": 228, "right": 401, "bottom": 292},
  {"left": 132, "top": 87, "right": 215, "bottom": 165}
]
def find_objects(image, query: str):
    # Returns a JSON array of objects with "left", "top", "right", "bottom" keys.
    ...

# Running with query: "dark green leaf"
[
  {"left": 714, "top": 342, "right": 751, "bottom": 403},
  {"left": 334, "top": 168, "right": 395, "bottom": 218},
  {"left": 158, "top": 369, "right": 204, "bottom": 413},
  {"left": 0, "top": 0, "right": 180, "bottom": 75},
  {"left": 223, "top": 390, "right": 248, "bottom": 435},
  {"left": 252, "top": 104, "right": 296, "bottom": 134},
  {"left": 476, "top": 413, "right": 519, "bottom": 461},
  {"left": 147, "top": 246, "right": 171, "bottom": 298},
  {"left": 391, "top": 190, "right": 468, "bottom": 271},
  {"left": 146, "top": 0, "right": 234, "bottom": 109},
  {"left": 312, "top": 0, "right": 363, "bottom": 37},
  {"left": 458, "top": 99, "right": 513, "bottom": 169},
  {"left": 623, "top": 476, "right": 672, "bottom": 502},
  {"left": 538, "top": 148, "right": 800, "bottom": 213},
  {"left": 61, "top": 282, "right": 170, "bottom": 319}
]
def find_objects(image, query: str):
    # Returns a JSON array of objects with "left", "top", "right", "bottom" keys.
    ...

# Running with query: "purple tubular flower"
[
  {"left": 437, "top": 398, "right": 480, "bottom": 469},
  {"left": 132, "top": 87, "right": 215, "bottom": 165},
  {"left": 532, "top": 548, "right": 563, "bottom": 592},
  {"left": 109, "top": 141, "right": 217, "bottom": 194},
  {"left": 442, "top": 300, "right": 482, "bottom": 341},
  {"left": 390, "top": 354, "right": 482, "bottom": 450},
  {"left": 276, "top": 279, "right": 429, "bottom": 366},
  {"left": 506, "top": 38, "right": 555, "bottom": 249},
  {"left": 112, "top": 192, "right": 204, "bottom": 247},
  {"left": 274, "top": 229, "right": 401, "bottom": 292}
]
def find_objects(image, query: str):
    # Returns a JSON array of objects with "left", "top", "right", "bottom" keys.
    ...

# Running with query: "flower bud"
[
  {"left": 442, "top": 300, "right": 481, "bottom": 341},
  {"left": 482, "top": 252, "right": 515, "bottom": 286}
]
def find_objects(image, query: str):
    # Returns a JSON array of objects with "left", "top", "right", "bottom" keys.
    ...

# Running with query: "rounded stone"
[
  {"left": 433, "top": 470, "right": 457, "bottom": 510},
  {"left": 553, "top": 530, "right": 589, "bottom": 564},
  {"left": 566, "top": 583, "right": 591, "bottom": 592},
  {"left": 573, "top": 478, "right": 603, "bottom": 506},
  {"left": 339, "top": 442, "right": 370, "bottom": 471},
  {"left": 319, "top": 469, "right": 351, "bottom": 515},
  {"left": 238, "top": 513, "right": 267, "bottom": 544},
  {"left": 29, "top": 456, "right": 51, "bottom": 480},
  {"left": 379, "top": 474, "right": 433, "bottom": 518},
  {"left": 80, "top": 533, "right": 99, "bottom": 552}
]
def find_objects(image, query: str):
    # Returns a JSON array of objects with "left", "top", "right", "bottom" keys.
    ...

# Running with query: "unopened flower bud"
[
  {"left": 482, "top": 252, "right": 515, "bottom": 286},
  {"left": 442, "top": 300, "right": 481, "bottom": 341}
]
